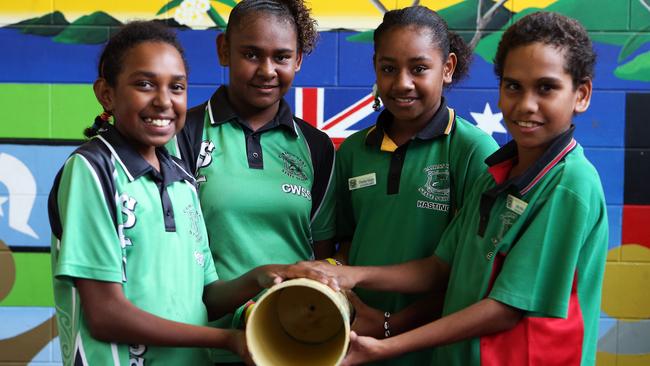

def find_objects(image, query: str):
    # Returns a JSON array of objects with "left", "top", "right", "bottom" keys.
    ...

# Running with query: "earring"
[
  {"left": 372, "top": 84, "right": 381, "bottom": 112},
  {"left": 100, "top": 111, "right": 112, "bottom": 122}
]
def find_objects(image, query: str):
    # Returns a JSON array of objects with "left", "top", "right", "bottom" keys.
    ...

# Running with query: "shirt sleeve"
[
  {"left": 450, "top": 125, "right": 498, "bottom": 211},
  {"left": 488, "top": 185, "right": 590, "bottom": 318},
  {"left": 334, "top": 142, "right": 355, "bottom": 241},
  {"left": 54, "top": 154, "right": 124, "bottom": 283},
  {"left": 310, "top": 148, "right": 336, "bottom": 242}
]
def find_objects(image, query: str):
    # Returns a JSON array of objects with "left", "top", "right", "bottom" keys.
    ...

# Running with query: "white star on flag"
[{"left": 471, "top": 103, "right": 506, "bottom": 136}]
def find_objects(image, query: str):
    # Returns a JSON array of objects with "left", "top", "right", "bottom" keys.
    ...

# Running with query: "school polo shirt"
[
  {"left": 434, "top": 126, "right": 608, "bottom": 366},
  {"left": 168, "top": 86, "right": 335, "bottom": 362},
  {"left": 336, "top": 100, "right": 497, "bottom": 366},
  {"left": 49, "top": 123, "right": 218, "bottom": 366}
]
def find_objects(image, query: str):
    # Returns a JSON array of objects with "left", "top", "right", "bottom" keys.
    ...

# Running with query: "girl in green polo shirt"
[
  {"left": 331, "top": 6, "right": 497, "bottom": 365},
  {"left": 305, "top": 11, "right": 607, "bottom": 366},
  {"left": 168, "top": 2, "right": 337, "bottom": 362},
  {"left": 48, "top": 20, "right": 335, "bottom": 366}
]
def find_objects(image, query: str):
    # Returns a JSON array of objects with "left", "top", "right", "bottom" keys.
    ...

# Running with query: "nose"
[
  {"left": 256, "top": 58, "right": 276, "bottom": 79},
  {"left": 153, "top": 88, "right": 172, "bottom": 109},
  {"left": 394, "top": 69, "right": 414, "bottom": 92},
  {"left": 517, "top": 90, "right": 538, "bottom": 114}
]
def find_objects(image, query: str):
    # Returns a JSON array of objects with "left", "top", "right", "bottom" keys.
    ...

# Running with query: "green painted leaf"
[
  {"left": 156, "top": 0, "right": 184, "bottom": 15},
  {"left": 546, "top": 0, "right": 628, "bottom": 31},
  {"left": 618, "top": 26, "right": 650, "bottom": 63},
  {"left": 346, "top": 30, "right": 373, "bottom": 44},
  {"left": 207, "top": 6, "right": 227, "bottom": 28},
  {"left": 213, "top": 0, "right": 237, "bottom": 7},
  {"left": 438, "top": 0, "right": 511, "bottom": 30},
  {"left": 614, "top": 51, "right": 650, "bottom": 82}
]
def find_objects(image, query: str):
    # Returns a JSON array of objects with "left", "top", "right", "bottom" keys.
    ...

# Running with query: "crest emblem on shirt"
[
  {"left": 183, "top": 204, "right": 204, "bottom": 244},
  {"left": 418, "top": 164, "right": 450, "bottom": 202},
  {"left": 496, "top": 210, "right": 519, "bottom": 242},
  {"left": 280, "top": 152, "right": 308, "bottom": 181}
]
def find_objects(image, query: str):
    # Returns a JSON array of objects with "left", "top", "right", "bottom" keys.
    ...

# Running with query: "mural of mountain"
[
  {"left": 10, "top": 11, "right": 69, "bottom": 36},
  {"left": 53, "top": 11, "right": 122, "bottom": 44}
]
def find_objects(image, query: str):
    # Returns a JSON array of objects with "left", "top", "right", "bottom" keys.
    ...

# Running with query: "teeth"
[
  {"left": 144, "top": 118, "right": 171, "bottom": 127},
  {"left": 515, "top": 121, "right": 540, "bottom": 128},
  {"left": 395, "top": 98, "right": 415, "bottom": 103}
]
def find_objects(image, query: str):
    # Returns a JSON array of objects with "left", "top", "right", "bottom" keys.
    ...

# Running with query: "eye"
[
  {"left": 538, "top": 83, "right": 555, "bottom": 93},
  {"left": 275, "top": 54, "right": 291, "bottom": 63},
  {"left": 135, "top": 80, "right": 154, "bottom": 89},
  {"left": 413, "top": 65, "right": 427, "bottom": 74},
  {"left": 171, "top": 82, "right": 186, "bottom": 93},
  {"left": 244, "top": 51, "right": 258, "bottom": 60},
  {"left": 380, "top": 65, "right": 395, "bottom": 73},
  {"left": 503, "top": 81, "right": 520, "bottom": 92}
]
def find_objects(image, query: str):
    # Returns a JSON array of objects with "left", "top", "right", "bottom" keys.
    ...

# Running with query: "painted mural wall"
[{"left": 0, "top": 0, "right": 649, "bottom": 364}]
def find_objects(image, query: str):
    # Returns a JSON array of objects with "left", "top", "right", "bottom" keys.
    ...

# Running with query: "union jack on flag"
[{"left": 293, "top": 87, "right": 377, "bottom": 147}]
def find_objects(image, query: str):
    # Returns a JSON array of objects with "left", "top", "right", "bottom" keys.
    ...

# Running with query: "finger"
[{"left": 349, "top": 330, "right": 358, "bottom": 341}]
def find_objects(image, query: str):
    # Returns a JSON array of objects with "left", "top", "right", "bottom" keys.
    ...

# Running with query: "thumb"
[{"left": 349, "top": 330, "right": 358, "bottom": 342}]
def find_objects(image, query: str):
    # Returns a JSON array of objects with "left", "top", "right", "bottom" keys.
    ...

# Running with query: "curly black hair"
[
  {"left": 225, "top": 0, "right": 318, "bottom": 54},
  {"left": 98, "top": 20, "right": 188, "bottom": 87},
  {"left": 373, "top": 6, "right": 472, "bottom": 84},
  {"left": 494, "top": 11, "right": 596, "bottom": 87},
  {"left": 86, "top": 21, "right": 188, "bottom": 138}
]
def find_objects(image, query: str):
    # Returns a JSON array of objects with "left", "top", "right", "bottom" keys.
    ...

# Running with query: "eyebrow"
[
  {"left": 239, "top": 45, "right": 295, "bottom": 53},
  {"left": 129, "top": 71, "right": 187, "bottom": 80},
  {"left": 501, "top": 76, "right": 562, "bottom": 84},
  {"left": 377, "top": 55, "right": 432, "bottom": 63}
]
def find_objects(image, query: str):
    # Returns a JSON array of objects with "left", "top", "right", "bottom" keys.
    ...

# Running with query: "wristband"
[
  {"left": 383, "top": 311, "right": 391, "bottom": 338},
  {"left": 232, "top": 300, "right": 256, "bottom": 329},
  {"left": 243, "top": 300, "right": 256, "bottom": 325},
  {"left": 324, "top": 257, "right": 342, "bottom": 266}
]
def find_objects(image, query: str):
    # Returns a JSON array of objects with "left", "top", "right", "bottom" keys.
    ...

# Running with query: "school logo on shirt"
[
  {"left": 183, "top": 204, "right": 204, "bottom": 244},
  {"left": 196, "top": 140, "right": 215, "bottom": 184},
  {"left": 279, "top": 151, "right": 308, "bottom": 181},
  {"left": 418, "top": 164, "right": 450, "bottom": 202},
  {"left": 495, "top": 210, "right": 519, "bottom": 243}
]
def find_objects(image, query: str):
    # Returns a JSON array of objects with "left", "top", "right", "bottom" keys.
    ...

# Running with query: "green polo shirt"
[
  {"left": 434, "top": 126, "right": 608, "bottom": 366},
  {"left": 49, "top": 122, "right": 218, "bottom": 365},
  {"left": 337, "top": 99, "right": 497, "bottom": 366},
  {"left": 169, "top": 86, "right": 336, "bottom": 362}
]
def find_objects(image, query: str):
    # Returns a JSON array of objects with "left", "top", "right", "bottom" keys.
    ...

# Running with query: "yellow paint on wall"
[
  {"left": 621, "top": 244, "right": 650, "bottom": 262},
  {"left": 398, "top": 0, "right": 465, "bottom": 10},
  {"left": 596, "top": 352, "right": 617, "bottom": 366},
  {"left": 616, "top": 353, "right": 650, "bottom": 366},
  {"left": 499, "top": 0, "right": 558, "bottom": 12},
  {"left": 601, "top": 259, "right": 650, "bottom": 318}
]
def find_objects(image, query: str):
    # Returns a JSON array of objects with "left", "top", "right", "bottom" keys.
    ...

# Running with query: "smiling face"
[
  {"left": 374, "top": 25, "right": 456, "bottom": 130},
  {"left": 498, "top": 42, "right": 591, "bottom": 160},
  {"left": 218, "top": 13, "right": 302, "bottom": 126},
  {"left": 95, "top": 41, "right": 187, "bottom": 158}
]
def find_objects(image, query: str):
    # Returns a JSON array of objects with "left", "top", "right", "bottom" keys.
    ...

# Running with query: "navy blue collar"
[
  {"left": 365, "top": 97, "right": 455, "bottom": 148},
  {"left": 96, "top": 122, "right": 194, "bottom": 185},
  {"left": 207, "top": 85, "right": 297, "bottom": 135}
]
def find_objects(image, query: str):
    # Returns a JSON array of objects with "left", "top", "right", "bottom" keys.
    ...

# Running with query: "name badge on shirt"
[
  {"left": 349, "top": 173, "right": 377, "bottom": 191},
  {"left": 506, "top": 194, "right": 528, "bottom": 215}
]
